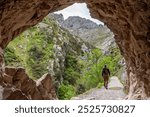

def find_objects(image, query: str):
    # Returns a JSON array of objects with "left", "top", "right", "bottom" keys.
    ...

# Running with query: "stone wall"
[{"left": 0, "top": 0, "right": 150, "bottom": 99}]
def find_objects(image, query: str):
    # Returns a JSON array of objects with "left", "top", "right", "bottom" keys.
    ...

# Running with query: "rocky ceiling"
[{"left": 0, "top": 0, "right": 150, "bottom": 99}]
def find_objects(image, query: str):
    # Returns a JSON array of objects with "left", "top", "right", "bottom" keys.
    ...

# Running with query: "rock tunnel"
[{"left": 0, "top": 0, "right": 150, "bottom": 99}]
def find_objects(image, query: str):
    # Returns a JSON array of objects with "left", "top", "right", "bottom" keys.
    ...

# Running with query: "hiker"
[{"left": 102, "top": 65, "right": 110, "bottom": 89}]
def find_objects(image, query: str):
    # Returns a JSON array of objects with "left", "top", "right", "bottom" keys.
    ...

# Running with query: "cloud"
[{"left": 55, "top": 3, "right": 103, "bottom": 25}]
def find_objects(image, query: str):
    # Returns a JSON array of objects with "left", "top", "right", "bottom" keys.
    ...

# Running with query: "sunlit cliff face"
[{"left": 0, "top": 0, "right": 150, "bottom": 99}]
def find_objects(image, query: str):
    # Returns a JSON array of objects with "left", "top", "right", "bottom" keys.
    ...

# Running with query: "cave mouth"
[
  {"left": 0, "top": 0, "right": 149, "bottom": 100},
  {"left": 3, "top": 3, "right": 126, "bottom": 100}
]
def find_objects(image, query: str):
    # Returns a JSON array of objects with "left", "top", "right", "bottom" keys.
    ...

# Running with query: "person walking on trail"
[{"left": 102, "top": 65, "right": 110, "bottom": 89}]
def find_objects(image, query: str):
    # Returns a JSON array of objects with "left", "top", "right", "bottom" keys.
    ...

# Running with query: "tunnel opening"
[
  {"left": 3, "top": 3, "right": 126, "bottom": 100},
  {"left": 0, "top": 0, "right": 149, "bottom": 100}
]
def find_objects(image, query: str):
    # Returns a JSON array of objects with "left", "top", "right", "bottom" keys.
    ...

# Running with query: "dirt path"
[{"left": 72, "top": 76, "right": 126, "bottom": 100}]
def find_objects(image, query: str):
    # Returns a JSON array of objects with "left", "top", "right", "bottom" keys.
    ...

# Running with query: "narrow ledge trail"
[{"left": 72, "top": 76, "right": 126, "bottom": 100}]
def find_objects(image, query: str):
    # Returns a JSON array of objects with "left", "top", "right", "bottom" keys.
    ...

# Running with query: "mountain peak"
[
  {"left": 48, "top": 13, "right": 115, "bottom": 51},
  {"left": 62, "top": 16, "right": 100, "bottom": 29},
  {"left": 49, "top": 13, "right": 103, "bottom": 29}
]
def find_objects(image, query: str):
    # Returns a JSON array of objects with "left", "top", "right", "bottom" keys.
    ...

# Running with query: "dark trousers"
[{"left": 103, "top": 75, "right": 109, "bottom": 89}]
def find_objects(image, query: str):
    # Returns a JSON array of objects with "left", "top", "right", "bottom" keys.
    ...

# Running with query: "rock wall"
[
  {"left": 0, "top": 67, "right": 57, "bottom": 100},
  {"left": 0, "top": 0, "right": 150, "bottom": 99},
  {"left": 87, "top": 0, "right": 150, "bottom": 99}
]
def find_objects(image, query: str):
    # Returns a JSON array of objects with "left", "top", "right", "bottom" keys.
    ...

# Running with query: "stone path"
[{"left": 72, "top": 76, "right": 126, "bottom": 100}]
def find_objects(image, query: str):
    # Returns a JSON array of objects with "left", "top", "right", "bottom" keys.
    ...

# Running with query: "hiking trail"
[{"left": 72, "top": 76, "right": 126, "bottom": 100}]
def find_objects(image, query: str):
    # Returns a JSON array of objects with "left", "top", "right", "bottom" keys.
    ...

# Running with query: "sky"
[{"left": 55, "top": 3, "right": 103, "bottom": 25}]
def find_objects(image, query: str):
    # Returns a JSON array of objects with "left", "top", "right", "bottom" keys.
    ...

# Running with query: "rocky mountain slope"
[
  {"left": 5, "top": 16, "right": 92, "bottom": 80},
  {"left": 49, "top": 13, "right": 116, "bottom": 52},
  {"left": 3, "top": 15, "right": 94, "bottom": 99},
  {"left": 2, "top": 14, "right": 123, "bottom": 100}
]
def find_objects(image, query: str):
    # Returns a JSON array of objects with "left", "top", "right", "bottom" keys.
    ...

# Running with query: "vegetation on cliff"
[{"left": 4, "top": 16, "right": 122, "bottom": 99}]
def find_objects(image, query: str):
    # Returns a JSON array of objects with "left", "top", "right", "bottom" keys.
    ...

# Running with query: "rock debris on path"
[{"left": 72, "top": 76, "right": 126, "bottom": 100}]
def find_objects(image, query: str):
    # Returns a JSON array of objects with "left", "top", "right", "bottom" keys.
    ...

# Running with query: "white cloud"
[{"left": 55, "top": 3, "right": 103, "bottom": 25}]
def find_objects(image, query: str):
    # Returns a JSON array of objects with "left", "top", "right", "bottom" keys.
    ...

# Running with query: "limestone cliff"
[{"left": 50, "top": 13, "right": 116, "bottom": 53}]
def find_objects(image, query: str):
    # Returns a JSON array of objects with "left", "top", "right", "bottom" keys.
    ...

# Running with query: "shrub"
[
  {"left": 63, "top": 53, "right": 81, "bottom": 86},
  {"left": 77, "top": 84, "right": 86, "bottom": 94},
  {"left": 4, "top": 47, "right": 22, "bottom": 67},
  {"left": 97, "top": 82, "right": 104, "bottom": 88},
  {"left": 58, "top": 84, "right": 76, "bottom": 100}
]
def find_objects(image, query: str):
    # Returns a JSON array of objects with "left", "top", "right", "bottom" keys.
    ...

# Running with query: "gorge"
[{"left": 0, "top": 0, "right": 150, "bottom": 99}]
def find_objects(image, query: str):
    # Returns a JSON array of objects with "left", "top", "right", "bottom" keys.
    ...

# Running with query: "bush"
[
  {"left": 77, "top": 84, "right": 86, "bottom": 94},
  {"left": 58, "top": 84, "right": 76, "bottom": 100},
  {"left": 97, "top": 82, "right": 104, "bottom": 88},
  {"left": 4, "top": 47, "right": 22, "bottom": 67},
  {"left": 63, "top": 53, "right": 81, "bottom": 86}
]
